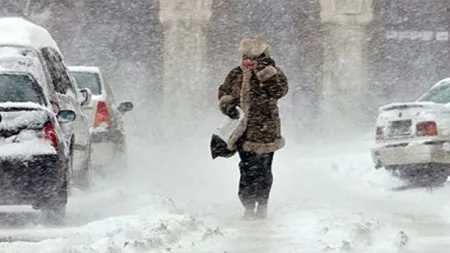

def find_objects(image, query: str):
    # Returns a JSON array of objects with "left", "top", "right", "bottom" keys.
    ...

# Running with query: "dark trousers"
[{"left": 237, "top": 144, "right": 274, "bottom": 209}]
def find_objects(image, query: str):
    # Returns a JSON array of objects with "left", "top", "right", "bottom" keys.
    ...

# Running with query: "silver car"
[
  {"left": 371, "top": 78, "right": 450, "bottom": 185},
  {"left": 68, "top": 66, "right": 133, "bottom": 170},
  {"left": 0, "top": 27, "right": 92, "bottom": 190}
]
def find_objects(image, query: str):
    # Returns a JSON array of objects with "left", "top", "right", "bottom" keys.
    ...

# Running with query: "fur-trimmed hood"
[{"left": 238, "top": 35, "right": 271, "bottom": 57}]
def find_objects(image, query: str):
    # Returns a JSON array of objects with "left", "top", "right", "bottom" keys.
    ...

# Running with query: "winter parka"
[{"left": 218, "top": 36, "right": 288, "bottom": 154}]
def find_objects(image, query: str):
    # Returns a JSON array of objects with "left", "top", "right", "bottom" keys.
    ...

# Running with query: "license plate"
[{"left": 387, "top": 120, "right": 412, "bottom": 137}]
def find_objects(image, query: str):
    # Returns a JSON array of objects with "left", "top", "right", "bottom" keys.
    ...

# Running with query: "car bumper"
[
  {"left": 371, "top": 141, "right": 450, "bottom": 167},
  {"left": 90, "top": 131, "right": 126, "bottom": 168},
  {"left": 91, "top": 142, "right": 125, "bottom": 168},
  {"left": 0, "top": 154, "right": 65, "bottom": 205}
]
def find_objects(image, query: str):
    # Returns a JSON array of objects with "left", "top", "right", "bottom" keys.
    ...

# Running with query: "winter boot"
[
  {"left": 242, "top": 209, "right": 255, "bottom": 219},
  {"left": 242, "top": 203, "right": 256, "bottom": 220},
  {"left": 255, "top": 203, "right": 267, "bottom": 219}
]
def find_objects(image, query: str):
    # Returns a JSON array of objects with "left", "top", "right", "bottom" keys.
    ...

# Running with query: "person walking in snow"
[{"left": 217, "top": 35, "right": 288, "bottom": 219}]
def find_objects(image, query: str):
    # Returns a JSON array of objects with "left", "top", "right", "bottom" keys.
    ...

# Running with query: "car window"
[
  {"left": 40, "top": 48, "right": 71, "bottom": 95},
  {"left": 418, "top": 84, "right": 450, "bottom": 104},
  {"left": 0, "top": 74, "right": 45, "bottom": 104},
  {"left": 53, "top": 51, "right": 78, "bottom": 98},
  {"left": 102, "top": 74, "right": 116, "bottom": 104},
  {"left": 70, "top": 71, "right": 102, "bottom": 95}
]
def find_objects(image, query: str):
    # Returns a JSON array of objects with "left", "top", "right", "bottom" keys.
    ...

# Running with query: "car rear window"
[
  {"left": 418, "top": 84, "right": 450, "bottom": 104},
  {"left": 0, "top": 74, "right": 44, "bottom": 104},
  {"left": 70, "top": 71, "right": 101, "bottom": 95}
]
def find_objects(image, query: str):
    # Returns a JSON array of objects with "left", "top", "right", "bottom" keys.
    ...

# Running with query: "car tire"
[
  {"left": 117, "top": 149, "right": 128, "bottom": 170},
  {"left": 114, "top": 137, "right": 128, "bottom": 171},
  {"left": 67, "top": 142, "right": 74, "bottom": 196},
  {"left": 42, "top": 174, "right": 68, "bottom": 226},
  {"left": 428, "top": 167, "right": 449, "bottom": 187},
  {"left": 395, "top": 164, "right": 449, "bottom": 187},
  {"left": 75, "top": 144, "right": 92, "bottom": 191}
]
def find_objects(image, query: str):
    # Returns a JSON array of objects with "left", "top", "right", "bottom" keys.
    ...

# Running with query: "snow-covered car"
[
  {"left": 68, "top": 66, "right": 133, "bottom": 169},
  {"left": 0, "top": 17, "right": 93, "bottom": 189},
  {"left": 371, "top": 78, "right": 450, "bottom": 185},
  {"left": 0, "top": 70, "right": 75, "bottom": 222}
]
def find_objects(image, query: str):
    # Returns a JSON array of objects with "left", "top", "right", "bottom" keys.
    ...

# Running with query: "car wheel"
[
  {"left": 67, "top": 144, "right": 74, "bottom": 196},
  {"left": 428, "top": 167, "right": 449, "bottom": 187},
  {"left": 117, "top": 149, "right": 128, "bottom": 169},
  {"left": 398, "top": 164, "right": 449, "bottom": 187},
  {"left": 42, "top": 174, "right": 68, "bottom": 226},
  {"left": 75, "top": 144, "right": 92, "bottom": 191},
  {"left": 114, "top": 137, "right": 128, "bottom": 170}
]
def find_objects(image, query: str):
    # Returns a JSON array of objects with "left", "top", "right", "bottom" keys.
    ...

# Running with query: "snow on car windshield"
[
  {"left": 70, "top": 71, "right": 101, "bottom": 95},
  {"left": 0, "top": 74, "right": 42, "bottom": 104}
]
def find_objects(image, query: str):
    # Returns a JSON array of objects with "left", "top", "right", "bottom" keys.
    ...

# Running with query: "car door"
[
  {"left": 52, "top": 50, "right": 90, "bottom": 149},
  {"left": 65, "top": 72, "right": 90, "bottom": 148},
  {"left": 39, "top": 47, "right": 74, "bottom": 145}
]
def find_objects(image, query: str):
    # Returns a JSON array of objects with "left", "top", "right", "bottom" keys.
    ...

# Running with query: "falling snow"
[{"left": 0, "top": 1, "right": 449, "bottom": 252}]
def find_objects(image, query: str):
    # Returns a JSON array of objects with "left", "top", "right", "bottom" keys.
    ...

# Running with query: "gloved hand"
[
  {"left": 227, "top": 106, "right": 240, "bottom": 120},
  {"left": 257, "top": 58, "right": 269, "bottom": 70},
  {"left": 256, "top": 54, "right": 270, "bottom": 71}
]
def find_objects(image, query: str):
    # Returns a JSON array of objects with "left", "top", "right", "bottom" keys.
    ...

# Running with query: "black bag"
[
  {"left": 210, "top": 134, "right": 236, "bottom": 159},
  {"left": 210, "top": 106, "right": 244, "bottom": 160}
]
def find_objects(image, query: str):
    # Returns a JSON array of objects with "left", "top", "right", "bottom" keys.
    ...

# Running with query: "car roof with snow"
[
  {"left": 0, "top": 53, "right": 48, "bottom": 91},
  {"left": 67, "top": 66, "right": 101, "bottom": 73},
  {"left": 430, "top": 78, "right": 450, "bottom": 90},
  {"left": 0, "top": 67, "right": 32, "bottom": 75},
  {"left": 0, "top": 101, "right": 49, "bottom": 111},
  {"left": 0, "top": 17, "right": 61, "bottom": 54}
]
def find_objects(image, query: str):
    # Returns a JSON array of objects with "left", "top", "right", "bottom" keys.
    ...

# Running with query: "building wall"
[
  {"left": 206, "top": 0, "right": 324, "bottom": 138},
  {"left": 368, "top": 0, "right": 450, "bottom": 108},
  {"left": 3, "top": 1, "right": 448, "bottom": 139}
]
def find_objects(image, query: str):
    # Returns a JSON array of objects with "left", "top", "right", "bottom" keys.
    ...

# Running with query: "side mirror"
[
  {"left": 118, "top": 101, "right": 133, "bottom": 114},
  {"left": 57, "top": 110, "right": 76, "bottom": 124},
  {"left": 79, "top": 88, "right": 92, "bottom": 107}
]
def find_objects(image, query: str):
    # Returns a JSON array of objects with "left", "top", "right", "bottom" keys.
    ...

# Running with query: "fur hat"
[{"left": 238, "top": 35, "right": 271, "bottom": 57}]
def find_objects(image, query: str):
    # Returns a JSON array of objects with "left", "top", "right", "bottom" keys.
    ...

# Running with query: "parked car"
[
  {"left": 68, "top": 66, "right": 133, "bottom": 169},
  {"left": 371, "top": 78, "right": 450, "bottom": 186},
  {"left": 0, "top": 68, "right": 76, "bottom": 222},
  {"left": 0, "top": 17, "right": 93, "bottom": 189}
]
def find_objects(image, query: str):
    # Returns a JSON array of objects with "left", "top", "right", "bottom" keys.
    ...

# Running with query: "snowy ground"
[{"left": 1, "top": 135, "right": 450, "bottom": 252}]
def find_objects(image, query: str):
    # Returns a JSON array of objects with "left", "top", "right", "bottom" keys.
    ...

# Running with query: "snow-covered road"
[{"left": 1, "top": 136, "right": 450, "bottom": 252}]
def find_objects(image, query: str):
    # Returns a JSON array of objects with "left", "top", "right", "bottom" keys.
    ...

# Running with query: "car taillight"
[
  {"left": 93, "top": 101, "right": 112, "bottom": 128},
  {"left": 376, "top": 126, "right": 383, "bottom": 141},
  {"left": 44, "top": 122, "right": 58, "bottom": 148},
  {"left": 416, "top": 121, "right": 438, "bottom": 136}
]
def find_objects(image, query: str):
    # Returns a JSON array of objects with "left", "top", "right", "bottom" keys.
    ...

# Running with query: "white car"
[
  {"left": 68, "top": 66, "right": 133, "bottom": 170},
  {"left": 371, "top": 78, "right": 450, "bottom": 185},
  {"left": 0, "top": 17, "right": 92, "bottom": 189}
]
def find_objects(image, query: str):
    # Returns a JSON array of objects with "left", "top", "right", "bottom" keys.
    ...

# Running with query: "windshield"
[
  {"left": 0, "top": 74, "right": 43, "bottom": 104},
  {"left": 418, "top": 83, "right": 450, "bottom": 104},
  {"left": 70, "top": 71, "right": 101, "bottom": 95}
]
